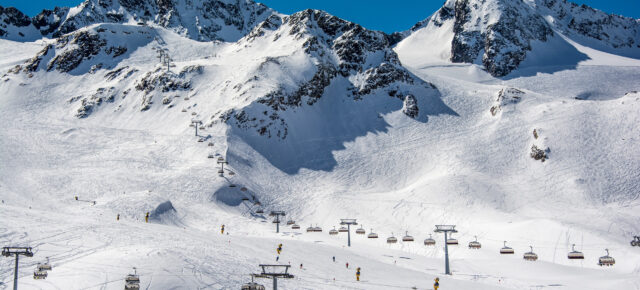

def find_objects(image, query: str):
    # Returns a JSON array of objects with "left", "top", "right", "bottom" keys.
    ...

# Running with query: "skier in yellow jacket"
[{"left": 356, "top": 267, "right": 361, "bottom": 281}]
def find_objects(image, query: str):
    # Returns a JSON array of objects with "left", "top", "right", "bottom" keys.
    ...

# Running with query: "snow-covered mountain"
[
  {"left": 397, "top": 0, "right": 640, "bottom": 76},
  {"left": 1, "top": 0, "right": 640, "bottom": 289},
  {"left": 1, "top": 0, "right": 274, "bottom": 42}
]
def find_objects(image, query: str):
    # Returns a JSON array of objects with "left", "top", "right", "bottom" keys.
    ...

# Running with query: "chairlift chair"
[
  {"left": 286, "top": 219, "right": 295, "bottom": 225},
  {"left": 446, "top": 233, "right": 459, "bottom": 245},
  {"left": 356, "top": 225, "right": 366, "bottom": 235},
  {"left": 181, "top": 108, "right": 187, "bottom": 112},
  {"left": 368, "top": 229, "right": 379, "bottom": 239},
  {"left": 387, "top": 233, "right": 398, "bottom": 244},
  {"left": 306, "top": 225, "right": 315, "bottom": 232},
  {"left": 567, "top": 244, "right": 584, "bottom": 260},
  {"left": 402, "top": 231, "right": 414, "bottom": 242},
  {"left": 124, "top": 268, "right": 140, "bottom": 290},
  {"left": 217, "top": 157, "right": 225, "bottom": 162},
  {"left": 291, "top": 224, "right": 300, "bottom": 230},
  {"left": 313, "top": 225, "right": 323, "bottom": 232},
  {"left": 191, "top": 112, "right": 197, "bottom": 116},
  {"left": 424, "top": 234, "right": 436, "bottom": 246},
  {"left": 38, "top": 257, "right": 52, "bottom": 271},
  {"left": 208, "top": 154, "right": 214, "bottom": 158},
  {"left": 241, "top": 187, "right": 248, "bottom": 192},
  {"left": 228, "top": 171, "right": 235, "bottom": 176},
  {"left": 33, "top": 270, "right": 48, "bottom": 280},
  {"left": 241, "top": 197, "right": 249, "bottom": 201},
  {"left": 468, "top": 236, "right": 481, "bottom": 249},
  {"left": 199, "top": 126, "right": 205, "bottom": 130},
  {"left": 338, "top": 226, "right": 348, "bottom": 233},
  {"left": 218, "top": 169, "right": 224, "bottom": 174},
  {"left": 500, "top": 241, "right": 514, "bottom": 254},
  {"left": 598, "top": 249, "right": 615, "bottom": 266},
  {"left": 229, "top": 184, "right": 236, "bottom": 188},
  {"left": 329, "top": 227, "right": 339, "bottom": 235},
  {"left": 254, "top": 201, "right": 262, "bottom": 206},
  {"left": 255, "top": 208, "right": 264, "bottom": 214},
  {"left": 189, "top": 123, "right": 195, "bottom": 127},
  {"left": 523, "top": 246, "right": 538, "bottom": 261},
  {"left": 241, "top": 281, "right": 265, "bottom": 290},
  {"left": 208, "top": 142, "right": 214, "bottom": 146},
  {"left": 197, "top": 138, "right": 204, "bottom": 142}
]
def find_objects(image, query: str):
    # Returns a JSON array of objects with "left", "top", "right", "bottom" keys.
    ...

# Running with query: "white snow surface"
[{"left": 1, "top": 4, "right": 640, "bottom": 290}]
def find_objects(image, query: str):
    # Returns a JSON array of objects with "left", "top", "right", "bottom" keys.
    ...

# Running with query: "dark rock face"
[
  {"left": 32, "top": 7, "right": 69, "bottom": 36},
  {"left": 448, "top": 0, "right": 554, "bottom": 77},
  {"left": 539, "top": 0, "right": 640, "bottom": 50},
  {"left": 47, "top": 32, "right": 107, "bottom": 73},
  {"left": 0, "top": 5, "right": 35, "bottom": 38},
  {"left": 530, "top": 145, "right": 548, "bottom": 162},
  {"left": 402, "top": 94, "right": 419, "bottom": 118},
  {"left": 490, "top": 87, "right": 525, "bottom": 116}
]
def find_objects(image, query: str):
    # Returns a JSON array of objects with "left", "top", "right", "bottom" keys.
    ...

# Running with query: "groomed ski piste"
[{"left": 1, "top": 1, "right": 640, "bottom": 289}]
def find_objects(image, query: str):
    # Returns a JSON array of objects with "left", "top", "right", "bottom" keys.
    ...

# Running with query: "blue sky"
[{"left": 1, "top": 0, "right": 638, "bottom": 33}]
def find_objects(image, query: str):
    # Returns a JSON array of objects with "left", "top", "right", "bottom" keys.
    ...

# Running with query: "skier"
[
  {"left": 346, "top": 262, "right": 349, "bottom": 269},
  {"left": 276, "top": 256, "right": 279, "bottom": 261},
  {"left": 332, "top": 256, "right": 335, "bottom": 262},
  {"left": 434, "top": 277, "right": 439, "bottom": 290},
  {"left": 117, "top": 214, "right": 120, "bottom": 221},
  {"left": 221, "top": 224, "right": 225, "bottom": 234},
  {"left": 145, "top": 212, "right": 149, "bottom": 223},
  {"left": 356, "top": 267, "right": 361, "bottom": 281},
  {"left": 74, "top": 196, "right": 78, "bottom": 201},
  {"left": 277, "top": 243, "right": 282, "bottom": 254},
  {"left": 300, "top": 263, "right": 303, "bottom": 269}
]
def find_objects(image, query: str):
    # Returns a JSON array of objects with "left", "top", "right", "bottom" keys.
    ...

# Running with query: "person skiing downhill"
[
  {"left": 332, "top": 256, "right": 335, "bottom": 262},
  {"left": 434, "top": 277, "right": 440, "bottom": 290},
  {"left": 346, "top": 262, "right": 349, "bottom": 269},
  {"left": 356, "top": 267, "right": 361, "bottom": 281},
  {"left": 221, "top": 224, "right": 225, "bottom": 234},
  {"left": 117, "top": 214, "right": 120, "bottom": 221},
  {"left": 145, "top": 212, "right": 149, "bottom": 223},
  {"left": 277, "top": 244, "right": 283, "bottom": 254}
]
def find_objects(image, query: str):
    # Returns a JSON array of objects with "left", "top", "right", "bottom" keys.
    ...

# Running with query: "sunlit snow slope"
[{"left": 1, "top": 0, "right": 640, "bottom": 289}]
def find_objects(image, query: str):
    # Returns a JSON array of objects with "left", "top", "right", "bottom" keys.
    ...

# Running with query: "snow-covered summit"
[
  {"left": 2, "top": 0, "right": 274, "bottom": 42},
  {"left": 397, "top": 0, "right": 640, "bottom": 77}
]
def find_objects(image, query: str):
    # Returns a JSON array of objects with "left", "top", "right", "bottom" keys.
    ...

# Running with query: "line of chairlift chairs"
[{"left": 281, "top": 222, "right": 616, "bottom": 266}]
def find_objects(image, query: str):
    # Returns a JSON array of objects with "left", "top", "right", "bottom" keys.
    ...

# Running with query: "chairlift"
[
  {"left": 241, "top": 187, "right": 248, "bottom": 192},
  {"left": 218, "top": 169, "right": 224, "bottom": 174},
  {"left": 181, "top": 108, "right": 187, "bottom": 112},
  {"left": 446, "top": 233, "right": 459, "bottom": 245},
  {"left": 500, "top": 241, "right": 514, "bottom": 254},
  {"left": 598, "top": 249, "right": 615, "bottom": 266},
  {"left": 37, "top": 257, "right": 52, "bottom": 271},
  {"left": 291, "top": 224, "right": 300, "bottom": 230},
  {"left": 329, "top": 227, "right": 339, "bottom": 235},
  {"left": 338, "top": 226, "right": 348, "bottom": 233},
  {"left": 217, "top": 157, "right": 225, "bottom": 162},
  {"left": 356, "top": 225, "right": 366, "bottom": 235},
  {"left": 33, "top": 270, "right": 47, "bottom": 280},
  {"left": 468, "top": 236, "right": 481, "bottom": 249},
  {"left": 387, "top": 233, "right": 398, "bottom": 244},
  {"left": 306, "top": 225, "right": 314, "bottom": 232},
  {"left": 368, "top": 229, "right": 379, "bottom": 239},
  {"left": 313, "top": 225, "right": 323, "bottom": 232},
  {"left": 189, "top": 123, "right": 195, "bottom": 127},
  {"left": 424, "top": 234, "right": 436, "bottom": 246},
  {"left": 286, "top": 219, "right": 295, "bottom": 225},
  {"left": 402, "top": 231, "right": 414, "bottom": 242},
  {"left": 228, "top": 171, "right": 235, "bottom": 176},
  {"left": 567, "top": 244, "right": 584, "bottom": 260},
  {"left": 229, "top": 184, "right": 236, "bottom": 188},
  {"left": 191, "top": 112, "right": 197, "bottom": 116},
  {"left": 523, "top": 246, "right": 538, "bottom": 261},
  {"left": 184, "top": 97, "right": 190, "bottom": 101},
  {"left": 255, "top": 208, "right": 264, "bottom": 214},
  {"left": 241, "top": 197, "right": 249, "bottom": 201},
  {"left": 208, "top": 154, "right": 214, "bottom": 158},
  {"left": 208, "top": 142, "right": 214, "bottom": 146},
  {"left": 197, "top": 138, "right": 204, "bottom": 142},
  {"left": 241, "top": 276, "right": 265, "bottom": 290},
  {"left": 124, "top": 268, "right": 140, "bottom": 290}
]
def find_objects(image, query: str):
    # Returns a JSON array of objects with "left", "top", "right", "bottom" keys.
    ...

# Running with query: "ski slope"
[{"left": 1, "top": 2, "right": 640, "bottom": 289}]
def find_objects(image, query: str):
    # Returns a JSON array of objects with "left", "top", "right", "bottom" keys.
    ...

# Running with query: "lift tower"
[
  {"left": 2, "top": 247, "right": 34, "bottom": 290},
  {"left": 434, "top": 225, "right": 457, "bottom": 275}
]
